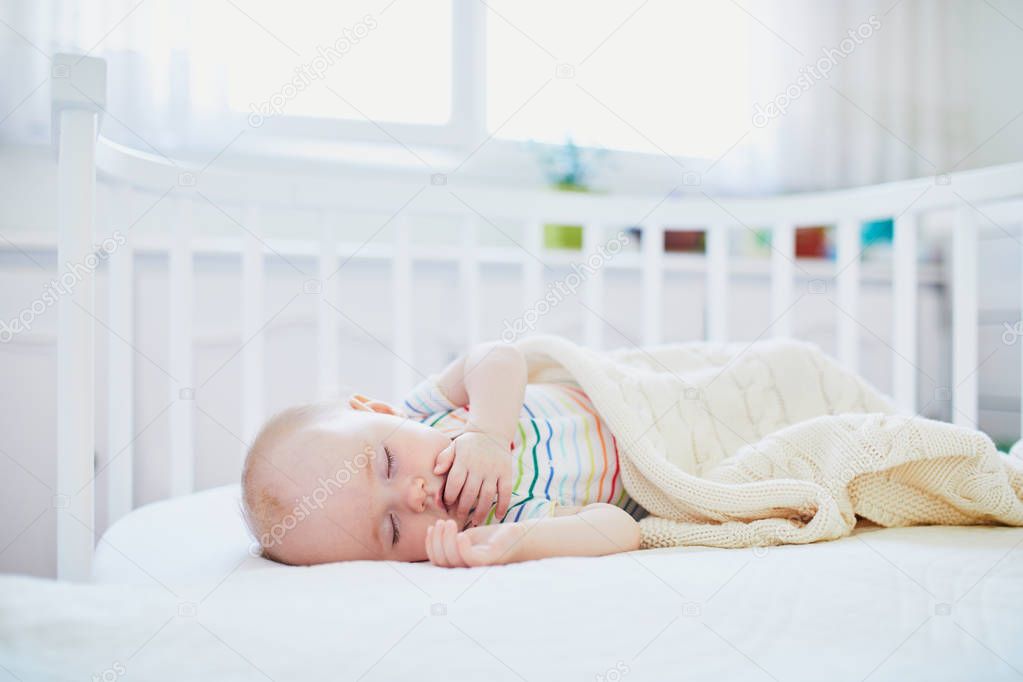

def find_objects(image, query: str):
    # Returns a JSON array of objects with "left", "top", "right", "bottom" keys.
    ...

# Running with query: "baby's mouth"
[
  {"left": 433, "top": 486, "right": 450, "bottom": 514},
  {"left": 432, "top": 475, "right": 473, "bottom": 528}
]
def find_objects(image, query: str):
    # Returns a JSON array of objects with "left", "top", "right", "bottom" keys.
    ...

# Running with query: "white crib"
[{"left": 45, "top": 54, "right": 1023, "bottom": 581}]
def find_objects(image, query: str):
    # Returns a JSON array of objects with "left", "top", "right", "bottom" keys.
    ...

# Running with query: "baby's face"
[{"left": 268, "top": 409, "right": 456, "bottom": 564}]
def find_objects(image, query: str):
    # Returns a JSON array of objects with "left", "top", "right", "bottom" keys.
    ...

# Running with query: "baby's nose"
[{"left": 407, "top": 477, "right": 427, "bottom": 513}]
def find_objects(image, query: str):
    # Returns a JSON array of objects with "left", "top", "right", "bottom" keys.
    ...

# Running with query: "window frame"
[
  {"left": 244, "top": 0, "right": 486, "bottom": 151},
  {"left": 227, "top": 1, "right": 740, "bottom": 185}
]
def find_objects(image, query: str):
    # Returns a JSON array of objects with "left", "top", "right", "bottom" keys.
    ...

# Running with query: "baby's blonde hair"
[{"left": 240, "top": 400, "right": 348, "bottom": 562}]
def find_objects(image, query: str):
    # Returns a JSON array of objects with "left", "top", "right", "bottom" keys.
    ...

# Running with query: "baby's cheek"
[{"left": 404, "top": 523, "right": 431, "bottom": 561}]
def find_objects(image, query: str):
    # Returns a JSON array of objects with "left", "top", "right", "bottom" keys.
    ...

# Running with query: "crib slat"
[
  {"left": 460, "top": 216, "right": 481, "bottom": 347},
  {"left": 952, "top": 206, "right": 978, "bottom": 426},
  {"left": 106, "top": 188, "right": 134, "bottom": 522},
  {"left": 522, "top": 220, "right": 543, "bottom": 320},
  {"left": 892, "top": 212, "right": 918, "bottom": 413},
  {"left": 392, "top": 215, "right": 413, "bottom": 399},
  {"left": 582, "top": 223, "right": 604, "bottom": 348},
  {"left": 168, "top": 198, "right": 195, "bottom": 497},
  {"left": 317, "top": 212, "right": 340, "bottom": 400},
  {"left": 705, "top": 223, "right": 729, "bottom": 342},
  {"left": 771, "top": 223, "right": 796, "bottom": 338},
  {"left": 835, "top": 219, "right": 860, "bottom": 371},
  {"left": 56, "top": 107, "right": 97, "bottom": 581},
  {"left": 241, "top": 206, "right": 265, "bottom": 452},
  {"left": 642, "top": 224, "right": 664, "bottom": 345}
]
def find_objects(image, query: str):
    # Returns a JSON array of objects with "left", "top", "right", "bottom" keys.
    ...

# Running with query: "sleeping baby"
[{"left": 241, "top": 341, "right": 646, "bottom": 567}]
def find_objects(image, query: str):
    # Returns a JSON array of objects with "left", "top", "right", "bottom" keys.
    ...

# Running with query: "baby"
[{"left": 241, "top": 342, "right": 645, "bottom": 567}]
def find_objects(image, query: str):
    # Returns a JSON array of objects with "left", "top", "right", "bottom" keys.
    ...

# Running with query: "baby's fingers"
[
  {"left": 427, "top": 523, "right": 446, "bottom": 566},
  {"left": 443, "top": 463, "right": 467, "bottom": 508},
  {"left": 496, "top": 474, "right": 513, "bottom": 521},
  {"left": 456, "top": 472, "right": 483, "bottom": 521},
  {"left": 471, "top": 479, "right": 497, "bottom": 527},
  {"left": 441, "top": 520, "right": 468, "bottom": 568},
  {"left": 425, "top": 524, "right": 436, "bottom": 565},
  {"left": 428, "top": 521, "right": 452, "bottom": 567},
  {"left": 433, "top": 443, "right": 455, "bottom": 476}
]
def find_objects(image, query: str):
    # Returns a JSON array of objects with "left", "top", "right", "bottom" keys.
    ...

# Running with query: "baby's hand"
[
  {"left": 425, "top": 519, "right": 527, "bottom": 568},
  {"left": 434, "top": 430, "right": 513, "bottom": 525}
]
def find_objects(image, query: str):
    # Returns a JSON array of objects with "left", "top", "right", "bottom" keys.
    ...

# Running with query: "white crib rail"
[
  {"left": 705, "top": 223, "right": 729, "bottom": 343},
  {"left": 168, "top": 198, "right": 195, "bottom": 498},
  {"left": 521, "top": 217, "right": 544, "bottom": 333},
  {"left": 953, "top": 207, "right": 979, "bottom": 427},
  {"left": 834, "top": 218, "right": 861, "bottom": 372},
  {"left": 317, "top": 211, "right": 341, "bottom": 400},
  {"left": 892, "top": 213, "right": 919, "bottom": 413},
  {"left": 106, "top": 185, "right": 134, "bottom": 522},
  {"left": 44, "top": 56, "right": 1023, "bottom": 581},
  {"left": 53, "top": 54, "right": 105, "bottom": 581},
  {"left": 769, "top": 223, "right": 796, "bottom": 339},
  {"left": 642, "top": 224, "right": 664, "bottom": 345},
  {"left": 581, "top": 223, "right": 605, "bottom": 348},
  {"left": 460, "top": 216, "right": 482, "bottom": 348},
  {"left": 240, "top": 206, "right": 266, "bottom": 456},
  {"left": 391, "top": 215, "right": 414, "bottom": 400}
]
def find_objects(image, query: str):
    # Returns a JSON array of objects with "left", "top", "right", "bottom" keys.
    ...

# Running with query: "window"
[
  {"left": 197, "top": 0, "right": 752, "bottom": 159},
  {"left": 485, "top": 1, "right": 751, "bottom": 158},
  {"left": 214, "top": 0, "right": 453, "bottom": 126},
  {"left": 27, "top": 0, "right": 751, "bottom": 162}
]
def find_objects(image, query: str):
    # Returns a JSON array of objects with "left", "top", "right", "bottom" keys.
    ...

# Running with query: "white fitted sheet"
[
  {"left": 2, "top": 484, "right": 1021, "bottom": 681},
  {"left": 92, "top": 484, "right": 273, "bottom": 587}
]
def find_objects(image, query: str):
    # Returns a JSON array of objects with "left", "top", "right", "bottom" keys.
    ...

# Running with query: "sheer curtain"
[
  {"left": 738, "top": 0, "right": 983, "bottom": 193},
  {"left": 1, "top": 0, "right": 240, "bottom": 152}
]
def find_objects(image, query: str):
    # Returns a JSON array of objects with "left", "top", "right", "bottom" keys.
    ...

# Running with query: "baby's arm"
[
  {"left": 431, "top": 342, "right": 527, "bottom": 522},
  {"left": 512, "top": 503, "right": 642, "bottom": 561},
  {"left": 433, "top": 341, "right": 526, "bottom": 440},
  {"left": 425, "top": 503, "right": 641, "bottom": 567}
]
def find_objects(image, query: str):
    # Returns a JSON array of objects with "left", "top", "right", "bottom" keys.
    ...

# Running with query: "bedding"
[
  {"left": 3, "top": 522, "right": 1021, "bottom": 681},
  {"left": 8, "top": 335, "right": 1022, "bottom": 680},
  {"left": 91, "top": 484, "right": 272, "bottom": 590},
  {"left": 512, "top": 335, "right": 1023, "bottom": 548}
]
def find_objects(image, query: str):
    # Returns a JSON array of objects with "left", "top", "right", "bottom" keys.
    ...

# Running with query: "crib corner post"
[{"left": 53, "top": 53, "right": 106, "bottom": 581}]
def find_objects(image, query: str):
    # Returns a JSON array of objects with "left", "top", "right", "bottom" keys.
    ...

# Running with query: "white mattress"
[
  {"left": 91, "top": 484, "right": 274, "bottom": 588},
  {"left": 2, "top": 485, "right": 1022, "bottom": 681}
]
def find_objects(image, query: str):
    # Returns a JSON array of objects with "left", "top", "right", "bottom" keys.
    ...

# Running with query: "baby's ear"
[{"left": 347, "top": 393, "right": 405, "bottom": 417}]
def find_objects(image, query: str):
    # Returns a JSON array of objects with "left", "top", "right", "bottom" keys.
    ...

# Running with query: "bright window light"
[
  {"left": 209, "top": 0, "right": 452, "bottom": 125},
  {"left": 485, "top": 1, "right": 751, "bottom": 159}
]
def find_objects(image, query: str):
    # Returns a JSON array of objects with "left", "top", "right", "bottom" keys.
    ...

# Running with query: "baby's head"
[{"left": 242, "top": 394, "right": 455, "bottom": 564}]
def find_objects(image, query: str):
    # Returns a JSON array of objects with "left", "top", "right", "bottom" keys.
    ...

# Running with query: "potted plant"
[{"left": 534, "top": 137, "right": 605, "bottom": 250}]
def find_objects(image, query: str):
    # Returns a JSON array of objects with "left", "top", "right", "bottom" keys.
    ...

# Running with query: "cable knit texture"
[{"left": 512, "top": 335, "right": 1023, "bottom": 549}]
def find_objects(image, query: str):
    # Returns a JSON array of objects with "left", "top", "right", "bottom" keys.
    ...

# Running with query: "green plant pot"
[
  {"left": 544, "top": 223, "right": 583, "bottom": 250},
  {"left": 542, "top": 182, "right": 589, "bottom": 250}
]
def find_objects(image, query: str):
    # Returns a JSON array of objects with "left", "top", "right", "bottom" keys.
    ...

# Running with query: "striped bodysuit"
[{"left": 402, "top": 379, "right": 647, "bottom": 525}]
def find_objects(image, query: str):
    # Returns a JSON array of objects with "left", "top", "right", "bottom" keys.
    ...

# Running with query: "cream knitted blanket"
[{"left": 512, "top": 335, "right": 1023, "bottom": 549}]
